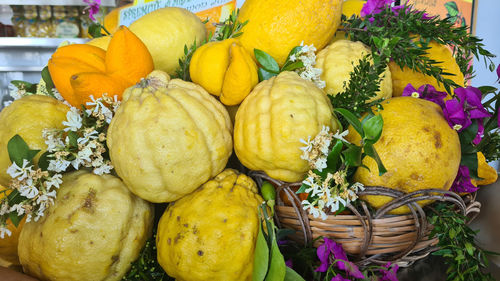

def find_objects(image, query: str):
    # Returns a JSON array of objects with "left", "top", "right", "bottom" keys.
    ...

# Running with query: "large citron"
[
  {"left": 0, "top": 95, "right": 68, "bottom": 186},
  {"left": 237, "top": 0, "right": 343, "bottom": 66},
  {"left": 18, "top": 171, "right": 154, "bottom": 281},
  {"left": 346, "top": 97, "right": 461, "bottom": 214},
  {"left": 129, "top": 7, "right": 207, "bottom": 75},
  {"left": 156, "top": 169, "right": 262, "bottom": 281},
  {"left": 234, "top": 71, "right": 338, "bottom": 182},
  {"left": 107, "top": 71, "right": 232, "bottom": 203},
  {"left": 389, "top": 41, "right": 465, "bottom": 96}
]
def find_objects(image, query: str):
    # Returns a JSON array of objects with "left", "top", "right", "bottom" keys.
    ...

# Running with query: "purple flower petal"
[
  {"left": 450, "top": 165, "right": 479, "bottom": 193},
  {"left": 380, "top": 262, "right": 399, "bottom": 281},
  {"left": 496, "top": 64, "right": 500, "bottom": 83},
  {"left": 331, "top": 275, "right": 350, "bottom": 281},
  {"left": 83, "top": 0, "right": 101, "bottom": 21},
  {"left": 473, "top": 119, "right": 485, "bottom": 145},
  {"left": 455, "top": 87, "right": 491, "bottom": 119},
  {"left": 361, "top": 0, "right": 395, "bottom": 17},
  {"left": 285, "top": 259, "right": 293, "bottom": 269},
  {"left": 315, "top": 238, "right": 334, "bottom": 272},
  {"left": 402, "top": 83, "right": 419, "bottom": 97},
  {"left": 444, "top": 99, "right": 470, "bottom": 130},
  {"left": 332, "top": 241, "right": 348, "bottom": 262}
]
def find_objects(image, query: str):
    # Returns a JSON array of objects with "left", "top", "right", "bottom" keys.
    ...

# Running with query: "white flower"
[
  {"left": 43, "top": 129, "right": 64, "bottom": 152},
  {"left": 48, "top": 158, "right": 71, "bottom": 173},
  {"left": 62, "top": 107, "right": 82, "bottom": 132},
  {"left": 332, "top": 129, "right": 350, "bottom": 144},
  {"left": 77, "top": 130, "right": 99, "bottom": 145},
  {"left": 0, "top": 224, "right": 12, "bottom": 238},
  {"left": 8, "top": 83, "right": 23, "bottom": 100},
  {"left": 313, "top": 156, "right": 327, "bottom": 172},
  {"left": 0, "top": 201, "right": 9, "bottom": 216},
  {"left": 6, "top": 159, "right": 32, "bottom": 180},
  {"left": 26, "top": 213, "right": 32, "bottom": 223},
  {"left": 93, "top": 162, "right": 113, "bottom": 175},
  {"left": 289, "top": 54, "right": 297, "bottom": 62},
  {"left": 45, "top": 174, "right": 63, "bottom": 190},
  {"left": 19, "top": 178, "right": 39, "bottom": 199},
  {"left": 51, "top": 88, "right": 64, "bottom": 101},
  {"left": 299, "top": 136, "right": 313, "bottom": 160},
  {"left": 9, "top": 203, "right": 25, "bottom": 216},
  {"left": 302, "top": 200, "right": 328, "bottom": 220},
  {"left": 326, "top": 195, "right": 347, "bottom": 214}
]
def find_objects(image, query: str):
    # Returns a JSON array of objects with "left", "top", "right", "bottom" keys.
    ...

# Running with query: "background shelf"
[{"left": 0, "top": 0, "right": 116, "bottom": 6}]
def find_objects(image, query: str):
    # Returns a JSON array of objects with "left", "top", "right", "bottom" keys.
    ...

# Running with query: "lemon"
[
  {"left": 0, "top": 185, "right": 25, "bottom": 267},
  {"left": 347, "top": 97, "right": 461, "bottom": 214},
  {"left": 389, "top": 41, "right": 465, "bottom": 96},
  {"left": 316, "top": 39, "right": 392, "bottom": 102},
  {"left": 156, "top": 169, "right": 262, "bottom": 281},
  {"left": 237, "top": 0, "right": 343, "bottom": 65},
  {"left": 0, "top": 95, "right": 68, "bottom": 186}
]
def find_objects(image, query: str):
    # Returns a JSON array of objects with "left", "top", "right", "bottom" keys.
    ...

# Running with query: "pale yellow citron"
[
  {"left": 190, "top": 39, "right": 258, "bottom": 106},
  {"left": 316, "top": 40, "right": 392, "bottom": 102},
  {"left": 237, "top": 0, "right": 343, "bottom": 66},
  {"left": 331, "top": 0, "right": 366, "bottom": 42},
  {"left": 157, "top": 169, "right": 262, "bottom": 281},
  {"left": 107, "top": 71, "right": 233, "bottom": 203},
  {"left": 389, "top": 41, "right": 465, "bottom": 96},
  {"left": 0, "top": 186, "right": 25, "bottom": 267},
  {"left": 0, "top": 95, "right": 68, "bottom": 186},
  {"left": 103, "top": 4, "right": 133, "bottom": 34},
  {"left": 346, "top": 97, "right": 461, "bottom": 214},
  {"left": 471, "top": 152, "right": 498, "bottom": 186},
  {"left": 18, "top": 170, "right": 154, "bottom": 281},
  {"left": 129, "top": 7, "right": 207, "bottom": 75},
  {"left": 86, "top": 35, "right": 111, "bottom": 50},
  {"left": 234, "top": 71, "right": 338, "bottom": 182}
]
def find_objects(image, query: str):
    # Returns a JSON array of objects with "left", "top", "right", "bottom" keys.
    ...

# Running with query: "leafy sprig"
[
  {"left": 255, "top": 47, "right": 304, "bottom": 81},
  {"left": 428, "top": 203, "right": 496, "bottom": 281},
  {"left": 342, "top": 4, "right": 496, "bottom": 93},
  {"left": 173, "top": 40, "right": 199, "bottom": 81}
]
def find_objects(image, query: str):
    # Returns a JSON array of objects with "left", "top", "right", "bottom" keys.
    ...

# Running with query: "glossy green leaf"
[
  {"left": 8, "top": 212, "right": 23, "bottom": 228},
  {"left": 284, "top": 266, "right": 305, "bottom": 281},
  {"left": 326, "top": 140, "right": 343, "bottom": 171},
  {"left": 362, "top": 114, "right": 383, "bottom": 142},
  {"left": 38, "top": 151, "right": 51, "bottom": 171},
  {"left": 334, "top": 108, "right": 363, "bottom": 137},
  {"left": 296, "top": 183, "right": 308, "bottom": 194},
  {"left": 342, "top": 145, "right": 363, "bottom": 167},
  {"left": 10, "top": 80, "right": 37, "bottom": 93},
  {"left": 7, "top": 135, "right": 40, "bottom": 167},
  {"left": 41, "top": 66, "right": 55, "bottom": 94},
  {"left": 258, "top": 68, "right": 278, "bottom": 82},
  {"left": 281, "top": 61, "right": 304, "bottom": 72},
  {"left": 459, "top": 120, "right": 479, "bottom": 145},
  {"left": 363, "top": 143, "right": 387, "bottom": 175},
  {"left": 255, "top": 49, "right": 280, "bottom": 73},
  {"left": 253, "top": 222, "right": 270, "bottom": 281},
  {"left": 265, "top": 234, "right": 286, "bottom": 281},
  {"left": 461, "top": 152, "right": 480, "bottom": 180},
  {"left": 68, "top": 131, "right": 79, "bottom": 148}
]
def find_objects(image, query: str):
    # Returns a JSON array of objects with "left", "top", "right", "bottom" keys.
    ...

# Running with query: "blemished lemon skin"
[
  {"left": 346, "top": 97, "right": 461, "bottom": 214},
  {"left": 316, "top": 40, "right": 392, "bottom": 102},
  {"left": 237, "top": 0, "right": 343, "bottom": 66},
  {"left": 0, "top": 95, "right": 68, "bottom": 186},
  {"left": 156, "top": 169, "right": 262, "bottom": 281},
  {"left": 234, "top": 71, "right": 338, "bottom": 182},
  {"left": 18, "top": 171, "right": 154, "bottom": 281}
]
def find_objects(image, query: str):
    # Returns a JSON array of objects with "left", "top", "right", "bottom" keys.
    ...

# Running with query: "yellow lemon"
[
  {"left": 86, "top": 35, "right": 111, "bottom": 50},
  {"left": 471, "top": 152, "right": 498, "bottom": 186},
  {"left": 237, "top": 0, "right": 343, "bottom": 66},
  {"left": 346, "top": 97, "right": 461, "bottom": 214}
]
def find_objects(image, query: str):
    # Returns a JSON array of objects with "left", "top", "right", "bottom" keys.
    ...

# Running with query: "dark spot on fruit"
[
  {"left": 193, "top": 226, "right": 198, "bottom": 235},
  {"left": 223, "top": 219, "right": 227, "bottom": 223},
  {"left": 90, "top": 241, "right": 94, "bottom": 245},
  {"left": 167, "top": 238, "right": 171, "bottom": 245},
  {"left": 111, "top": 255, "right": 119, "bottom": 263},
  {"left": 434, "top": 131, "right": 442, "bottom": 149},
  {"left": 217, "top": 185, "right": 223, "bottom": 188},
  {"left": 379, "top": 136, "right": 385, "bottom": 143},
  {"left": 290, "top": 114, "right": 294, "bottom": 118},
  {"left": 177, "top": 216, "right": 180, "bottom": 222},
  {"left": 63, "top": 194, "right": 69, "bottom": 200},
  {"left": 174, "top": 233, "right": 182, "bottom": 244},
  {"left": 82, "top": 189, "right": 97, "bottom": 213},
  {"left": 425, "top": 158, "right": 430, "bottom": 163},
  {"left": 198, "top": 250, "right": 204, "bottom": 256},
  {"left": 40, "top": 232, "right": 43, "bottom": 237},
  {"left": 70, "top": 229, "right": 78, "bottom": 233},
  {"left": 410, "top": 173, "right": 421, "bottom": 181},
  {"left": 183, "top": 223, "right": 188, "bottom": 227},
  {"left": 423, "top": 126, "right": 431, "bottom": 132}
]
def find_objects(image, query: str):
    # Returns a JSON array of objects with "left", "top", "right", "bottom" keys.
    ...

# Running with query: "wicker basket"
[{"left": 249, "top": 171, "right": 481, "bottom": 267}]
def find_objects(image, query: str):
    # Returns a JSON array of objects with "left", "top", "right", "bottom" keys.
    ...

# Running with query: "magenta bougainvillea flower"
[
  {"left": 379, "top": 262, "right": 400, "bottom": 281},
  {"left": 360, "top": 0, "right": 394, "bottom": 17},
  {"left": 285, "top": 259, "right": 293, "bottom": 269},
  {"left": 496, "top": 64, "right": 500, "bottom": 83},
  {"left": 450, "top": 165, "right": 479, "bottom": 193},
  {"left": 316, "top": 238, "right": 365, "bottom": 279},
  {"left": 331, "top": 275, "right": 350, "bottom": 281},
  {"left": 83, "top": 0, "right": 101, "bottom": 21},
  {"left": 402, "top": 83, "right": 447, "bottom": 107}
]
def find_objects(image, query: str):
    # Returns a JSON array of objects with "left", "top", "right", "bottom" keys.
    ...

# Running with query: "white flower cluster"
[
  {"left": 0, "top": 159, "right": 62, "bottom": 237},
  {"left": 299, "top": 126, "right": 364, "bottom": 220},
  {"left": 289, "top": 43, "right": 326, "bottom": 89},
  {"left": 43, "top": 95, "right": 119, "bottom": 176}
]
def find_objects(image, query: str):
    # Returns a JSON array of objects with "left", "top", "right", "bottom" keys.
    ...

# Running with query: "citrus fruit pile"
[{"left": 0, "top": 0, "right": 498, "bottom": 280}]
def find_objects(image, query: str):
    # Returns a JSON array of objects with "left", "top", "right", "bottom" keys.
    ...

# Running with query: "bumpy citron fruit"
[
  {"left": 0, "top": 95, "right": 68, "bottom": 186},
  {"left": 389, "top": 41, "right": 465, "bottom": 96},
  {"left": 234, "top": 71, "right": 338, "bottom": 182},
  {"left": 471, "top": 152, "right": 498, "bottom": 186},
  {"left": 346, "top": 97, "right": 461, "bottom": 214},
  {"left": 107, "top": 71, "right": 233, "bottom": 203},
  {"left": 156, "top": 169, "right": 262, "bottom": 281},
  {"left": 18, "top": 171, "right": 154, "bottom": 281},
  {"left": 190, "top": 39, "right": 258, "bottom": 106},
  {"left": 316, "top": 40, "right": 392, "bottom": 102},
  {"left": 0, "top": 185, "right": 25, "bottom": 267},
  {"left": 237, "top": 0, "right": 343, "bottom": 65},
  {"left": 129, "top": 7, "right": 207, "bottom": 75}
]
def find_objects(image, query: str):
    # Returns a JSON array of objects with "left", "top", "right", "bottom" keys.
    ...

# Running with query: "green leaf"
[
  {"left": 459, "top": 120, "right": 479, "bottom": 145},
  {"left": 254, "top": 49, "right": 280, "bottom": 73},
  {"left": 265, "top": 234, "right": 286, "bottom": 281},
  {"left": 362, "top": 114, "right": 383, "bottom": 142},
  {"left": 6, "top": 189, "right": 23, "bottom": 206},
  {"left": 41, "top": 66, "right": 55, "bottom": 94},
  {"left": 461, "top": 153, "right": 480, "bottom": 179},
  {"left": 7, "top": 135, "right": 40, "bottom": 167},
  {"left": 363, "top": 143, "right": 387, "bottom": 175},
  {"left": 284, "top": 267, "right": 305, "bottom": 281},
  {"left": 281, "top": 61, "right": 304, "bottom": 72},
  {"left": 342, "top": 145, "right": 363, "bottom": 167},
  {"left": 8, "top": 212, "right": 23, "bottom": 228},
  {"left": 296, "top": 183, "right": 308, "bottom": 194},
  {"left": 253, "top": 223, "right": 270, "bottom": 281},
  {"left": 38, "top": 151, "right": 51, "bottom": 171},
  {"left": 68, "top": 131, "right": 79, "bottom": 148},
  {"left": 334, "top": 108, "right": 363, "bottom": 137},
  {"left": 465, "top": 242, "right": 475, "bottom": 256},
  {"left": 10, "top": 80, "right": 37, "bottom": 93},
  {"left": 326, "top": 140, "right": 343, "bottom": 171},
  {"left": 449, "top": 228, "right": 456, "bottom": 239},
  {"left": 88, "top": 22, "right": 104, "bottom": 38},
  {"left": 258, "top": 68, "right": 278, "bottom": 82}
]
